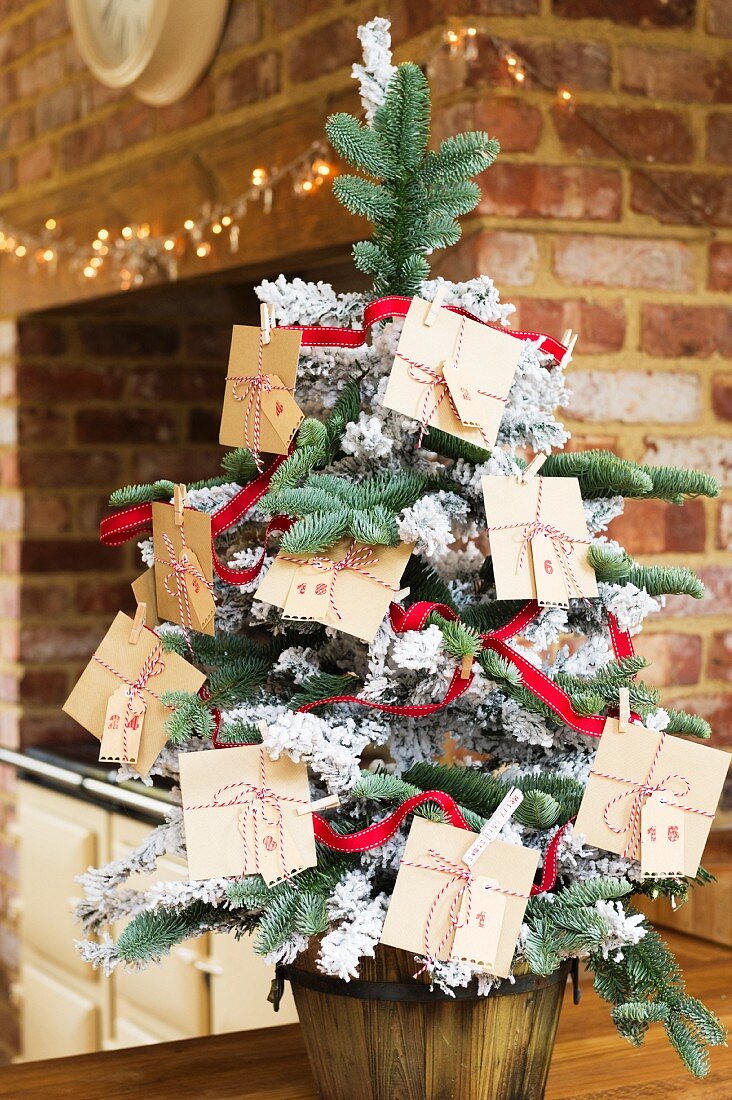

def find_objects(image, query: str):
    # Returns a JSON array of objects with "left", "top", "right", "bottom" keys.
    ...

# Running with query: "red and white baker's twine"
[
  {"left": 592, "top": 730, "right": 713, "bottom": 860},
  {"left": 93, "top": 642, "right": 167, "bottom": 762},
  {"left": 488, "top": 477, "right": 590, "bottom": 602},
  {"left": 227, "top": 332, "right": 296, "bottom": 470},
  {"left": 281, "top": 542, "right": 399, "bottom": 621},
  {"left": 155, "top": 528, "right": 214, "bottom": 656},
  {"left": 184, "top": 748, "right": 309, "bottom": 879},
  {"left": 397, "top": 319, "right": 508, "bottom": 448},
  {"left": 401, "top": 849, "right": 529, "bottom": 973}
]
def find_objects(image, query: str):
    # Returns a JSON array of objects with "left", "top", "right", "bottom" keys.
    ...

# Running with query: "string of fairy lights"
[{"left": 0, "top": 27, "right": 713, "bottom": 291}]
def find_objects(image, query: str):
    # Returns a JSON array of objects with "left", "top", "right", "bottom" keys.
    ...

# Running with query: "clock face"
[{"left": 82, "top": 0, "right": 156, "bottom": 66}]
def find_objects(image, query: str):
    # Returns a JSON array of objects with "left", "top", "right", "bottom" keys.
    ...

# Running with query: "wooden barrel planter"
[{"left": 274, "top": 943, "right": 579, "bottom": 1100}]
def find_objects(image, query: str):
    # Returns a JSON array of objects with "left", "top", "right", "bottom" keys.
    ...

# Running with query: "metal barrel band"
[{"left": 271, "top": 958, "right": 575, "bottom": 1009}]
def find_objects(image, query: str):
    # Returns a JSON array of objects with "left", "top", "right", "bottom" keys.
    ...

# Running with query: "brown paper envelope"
[
  {"left": 254, "top": 538, "right": 413, "bottom": 644},
  {"left": 220, "top": 325, "right": 303, "bottom": 454},
  {"left": 179, "top": 745, "right": 317, "bottom": 884},
  {"left": 152, "top": 502, "right": 215, "bottom": 636},
  {"left": 382, "top": 296, "right": 520, "bottom": 449},
  {"left": 63, "top": 611, "right": 207, "bottom": 777},
  {"left": 481, "top": 475, "right": 598, "bottom": 606},
  {"left": 641, "top": 794, "right": 686, "bottom": 878},
  {"left": 574, "top": 718, "right": 731, "bottom": 876},
  {"left": 131, "top": 568, "right": 161, "bottom": 628},
  {"left": 380, "top": 818, "right": 539, "bottom": 978}
]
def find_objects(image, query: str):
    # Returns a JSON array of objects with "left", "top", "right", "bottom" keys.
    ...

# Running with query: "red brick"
[
  {"left": 511, "top": 298, "right": 625, "bottom": 353},
  {"left": 553, "top": 235, "right": 694, "bottom": 291},
  {"left": 19, "top": 363, "right": 125, "bottom": 401},
  {"left": 188, "top": 407, "right": 221, "bottom": 443},
  {"left": 75, "top": 493, "right": 113, "bottom": 534},
  {"left": 0, "top": 71, "right": 15, "bottom": 110},
  {"left": 35, "top": 85, "right": 78, "bottom": 131},
  {"left": 718, "top": 502, "right": 732, "bottom": 550},
  {"left": 569, "top": 370, "right": 700, "bottom": 424},
  {"left": 78, "top": 322, "right": 180, "bottom": 357},
  {"left": 221, "top": 0, "right": 261, "bottom": 47},
  {"left": 478, "top": 165, "right": 621, "bottom": 221},
  {"left": 215, "top": 50, "right": 281, "bottom": 112},
  {"left": 75, "top": 579, "right": 135, "bottom": 616},
  {"left": 131, "top": 447, "right": 224, "bottom": 484},
  {"left": 635, "top": 632, "right": 702, "bottom": 687},
  {"left": 126, "top": 365, "right": 222, "bottom": 402},
  {"left": 0, "top": 579, "right": 20, "bottom": 618},
  {"left": 59, "top": 121, "right": 106, "bottom": 171},
  {"left": 0, "top": 109, "right": 33, "bottom": 152},
  {"left": 185, "top": 324, "right": 233, "bottom": 360},
  {"left": 18, "top": 668, "right": 67, "bottom": 706},
  {"left": 641, "top": 304, "right": 731, "bottom": 357},
  {"left": 16, "top": 45, "right": 65, "bottom": 97},
  {"left": 158, "top": 79, "right": 211, "bottom": 133},
  {"left": 665, "top": 565, "right": 732, "bottom": 618},
  {"left": 34, "top": 0, "right": 68, "bottom": 42},
  {"left": 106, "top": 103, "right": 154, "bottom": 153},
  {"left": 20, "top": 538, "right": 125, "bottom": 574},
  {"left": 18, "top": 449, "right": 121, "bottom": 489},
  {"left": 644, "top": 437, "right": 732, "bottom": 489},
  {"left": 20, "top": 581, "right": 70, "bottom": 618},
  {"left": 74, "top": 407, "right": 180, "bottom": 445},
  {"left": 23, "top": 494, "right": 72, "bottom": 535},
  {"left": 712, "top": 375, "right": 732, "bottom": 420},
  {"left": 0, "top": 494, "right": 21, "bottom": 533},
  {"left": 610, "top": 498, "right": 706, "bottom": 554},
  {"left": 552, "top": 0, "right": 694, "bottom": 25},
  {"left": 475, "top": 231, "right": 539, "bottom": 287},
  {"left": 709, "top": 242, "right": 732, "bottom": 291},
  {"left": 631, "top": 170, "right": 732, "bottom": 227},
  {"left": 0, "top": 19, "right": 32, "bottom": 65},
  {"left": 552, "top": 105, "right": 693, "bottom": 164},
  {"left": 619, "top": 47, "right": 728, "bottom": 103},
  {"left": 666, "top": 693, "right": 732, "bottom": 746},
  {"left": 708, "top": 113, "right": 732, "bottom": 164},
  {"left": 287, "top": 19, "right": 359, "bottom": 83},
  {"left": 19, "top": 710, "right": 84, "bottom": 748},
  {"left": 433, "top": 100, "right": 542, "bottom": 154},
  {"left": 708, "top": 632, "right": 732, "bottom": 681},
  {"left": 16, "top": 144, "right": 53, "bottom": 187},
  {"left": 708, "top": 0, "right": 732, "bottom": 36},
  {"left": 17, "top": 321, "right": 66, "bottom": 357},
  {"left": 17, "top": 406, "right": 68, "bottom": 446},
  {"left": 394, "top": 0, "right": 538, "bottom": 43}
]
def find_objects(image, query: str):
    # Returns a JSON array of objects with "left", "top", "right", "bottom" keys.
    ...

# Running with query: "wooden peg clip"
[
  {"left": 260, "top": 302, "right": 276, "bottom": 345},
  {"left": 460, "top": 653, "right": 474, "bottom": 680},
  {"left": 129, "top": 602, "right": 146, "bottom": 644},
  {"left": 297, "top": 794, "right": 340, "bottom": 817},
  {"left": 618, "top": 687, "right": 632, "bottom": 733},
  {"left": 424, "top": 286, "right": 446, "bottom": 327},
  {"left": 257, "top": 720, "right": 269, "bottom": 738},
  {"left": 520, "top": 453, "right": 547, "bottom": 483},
  {"left": 561, "top": 332, "right": 578, "bottom": 365},
  {"left": 174, "top": 484, "right": 186, "bottom": 526},
  {"left": 393, "top": 587, "right": 410, "bottom": 604}
]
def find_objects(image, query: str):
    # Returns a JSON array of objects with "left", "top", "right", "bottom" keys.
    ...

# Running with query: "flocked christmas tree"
[{"left": 74, "top": 19, "right": 728, "bottom": 1077}]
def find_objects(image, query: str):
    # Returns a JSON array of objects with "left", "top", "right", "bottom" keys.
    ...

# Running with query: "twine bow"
[
  {"left": 93, "top": 642, "right": 167, "bottom": 761},
  {"left": 155, "top": 528, "right": 214, "bottom": 656},
  {"left": 401, "top": 849, "right": 529, "bottom": 975},
  {"left": 592, "top": 730, "right": 713, "bottom": 860},
  {"left": 397, "top": 318, "right": 508, "bottom": 448},
  {"left": 227, "top": 332, "right": 295, "bottom": 469},
  {"left": 282, "top": 542, "right": 399, "bottom": 622}
]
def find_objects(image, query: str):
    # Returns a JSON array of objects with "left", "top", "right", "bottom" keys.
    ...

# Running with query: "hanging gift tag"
[
  {"left": 641, "top": 792, "right": 686, "bottom": 879},
  {"left": 220, "top": 325, "right": 303, "bottom": 454},
  {"left": 450, "top": 877, "right": 506, "bottom": 969},
  {"left": 152, "top": 501, "right": 215, "bottom": 637},
  {"left": 443, "top": 356, "right": 502, "bottom": 434},
  {"left": 530, "top": 529, "right": 576, "bottom": 607},
  {"left": 180, "top": 546, "right": 216, "bottom": 633},
  {"left": 99, "top": 685, "right": 145, "bottom": 764},
  {"left": 282, "top": 564, "right": 332, "bottom": 623}
]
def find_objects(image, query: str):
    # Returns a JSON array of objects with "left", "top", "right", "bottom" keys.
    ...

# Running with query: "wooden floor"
[{"left": 0, "top": 931, "right": 728, "bottom": 1098}]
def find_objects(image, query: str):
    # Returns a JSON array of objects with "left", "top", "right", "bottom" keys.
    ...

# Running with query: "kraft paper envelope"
[
  {"left": 382, "top": 295, "right": 521, "bottom": 449},
  {"left": 380, "top": 818, "right": 539, "bottom": 977},
  {"left": 63, "top": 611, "right": 206, "bottom": 777},
  {"left": 481, "top": 474, "right": 598, "bottom": 607},
  {"left": 220, "top": 324, "right": 303, "bottom": 454},
  {"left": 152, "top": 502, "right": 216, "bottom": 636},
  {"left": 179, "top": 745, "right": 317, "bottom": 885},
  {"left": 131, "top": 568, "right": 161, "bottom": 628},
  {"left": 254, "top": 538, "right": 413, "bottom": 644},
  {"left": 574, "top": 718, "right": 731, "bottom": 877}
]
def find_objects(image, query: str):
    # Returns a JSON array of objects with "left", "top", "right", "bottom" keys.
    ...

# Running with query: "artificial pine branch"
[{"left": 588, "top": 546, "right": 705, "bottom": 599}]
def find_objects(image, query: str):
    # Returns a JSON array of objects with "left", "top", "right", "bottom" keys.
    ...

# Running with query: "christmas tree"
[{"left": 74, "top": 19, "right": 727, "bottom": 1077}]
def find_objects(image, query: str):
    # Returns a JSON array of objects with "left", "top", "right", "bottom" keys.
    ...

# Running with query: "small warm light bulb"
[
  {"left": 301, "top": 179, "right": 314, "bottom": 193},
  {"left": 137, "top": 223, "right": 150, "bottom": 239},
  {"left": 466, "top": 26, "right": 477, "bottom": 36},
  {"left": 163, "top": 238, "right": 176, "bottom": 251},
  {"left": 513, "top": 68, "right": 526, "bottom": 83},
  {"left": 15, "top": 244, "right": 26, "bottom": 257},
  {"left": 506, "top": 54, "right": 517, "bottom": 67},
  {"left": 45, "top": 217, "right": 57, "bottom": 231},
  {"left": 43, "top": 248, "right": 55, "bottom": 262},
  {"left": 196, "top": 243, "right": 210, "bottom": 258},
  {"left": 92, "top": 239, "right": 103, "bottom": 250},
  {"left": 90, "top": 256, "right": 102, "bottom": 268},
  {"left": 558, "top": 87, "right": 572, "bottom": 103},
  {"left": 313, "top": 159, "right": 331, "bottom": 177},
  {"left": 5, "top": 237, "right": 15, "bottom": 251},
  {"left": 221, "top": 215, "right": 232, "bottom": 226},
  {"left": 83, "top": 265, "right": 97, "bottom": 278},
  {"left": 121, "top": 226, "right": 133, "bottom": 239},
  {"left": 97, "top": 228, "right": 109, "bottom": 240},
  {"left": 212, "top": 222, "right": 223, "bottom": 234},
  {"left": 251, "top": 167, "right": 267, "bottom": 186},
  {"left": 98, "top": 244, "right": 109, "bottom": 256},
  {"left": 446, "top": 30, "right": 459, "bottom": 44},
  {"left": 184, "top": 218, "right": 195, "bottom": 231}
]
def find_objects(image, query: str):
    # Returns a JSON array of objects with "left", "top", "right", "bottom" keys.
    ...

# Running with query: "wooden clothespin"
[
  {"left": 297, "top": 794, "right": 340, "bottom": 817},
  {"left": 257, "top": 719, "right": 269, "bottom": 738},
  {"left": 260, "top": 302, "right": 276, "bottom": 345},
  {"left": 393, "top": 587, "right": 410, "bottom": 604},
  {"left": 463, "top": 788, "right": 524, "bottom": 866},
  {"left": 129, "top": 602, "right": 146, "bottom": 644},
  {"left": 618, "top": 687, "right": 632, "bottom": 734},
  {"left": 424, "top": 285, "right": 446, "bottom": 327},
  {"left": 519, "top": 453, "right": 547, "bottom": 484},
  {"left": 460, "top": 653, "right": 474, "bottom": 680},
  {"left": 561, "top": 328, "right": 573, "bottom": 347},
  {"left": 174, "top": 484, "right": 186, "bottom": 526},
  {"left": 560, "top": 331, "right": 578, "bottom": 366}
]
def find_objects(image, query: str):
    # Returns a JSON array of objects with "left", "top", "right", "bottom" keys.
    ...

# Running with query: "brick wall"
[{"left": 0, "top": 0, "right": 729, "bottom": 1060}]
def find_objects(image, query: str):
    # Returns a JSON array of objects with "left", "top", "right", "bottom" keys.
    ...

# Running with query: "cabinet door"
[
  {"left": 111, "top": 815, "right": 209, "bottom": 1038},
  {"left": 18, "top": 782, "right": 107, "bottom": 978},
  {"left": 21, "top": 960, "right": 100, "bottom": 1060},
  {"left": 209, "top": 930, "right": 298, "bottom": 1034}
]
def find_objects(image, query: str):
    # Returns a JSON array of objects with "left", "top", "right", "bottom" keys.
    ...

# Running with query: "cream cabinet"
[{"left": 15, "top": 779, "right": 297, "bottom": 1061}]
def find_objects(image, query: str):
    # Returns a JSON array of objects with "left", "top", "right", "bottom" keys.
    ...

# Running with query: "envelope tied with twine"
[
  {"left": 255, "top": 538, "right": 413, "bottom": 643},
  {"left": 380, "top": 818, "right": 539, "bottom": 977},
  {"left": 574, "top": 718, "right": 731, "bottom": 878},
  {"left": 152, "top": 500, "right": 216, "bottom": 639},
  {"left": 62, "top": 611, "right": 206, "bottom": 777},
  {"left": 481, "top": 474, "right": 598, "bottom": 607},
  {"left": 179, "top": 745, "right": 318, "bottom": 885},
  {"left": 382, "top": 296, "right": 521, "bottom": 449},
  {"left": 219, "top": 324, "right": 303, "bottom": 458}
]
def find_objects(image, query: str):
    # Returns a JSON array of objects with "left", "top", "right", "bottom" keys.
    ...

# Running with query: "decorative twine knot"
[
  {"left": 156, "top": 529, "right": 214, "bottom": 655},
  {"left": 227, "top": 332, "right": 295, "bottom": 469},
  {"left": 283, "top": 541, "right": 399, "bottom": 622}
]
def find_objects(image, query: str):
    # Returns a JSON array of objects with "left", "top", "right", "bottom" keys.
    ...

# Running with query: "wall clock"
[{"left": 66, "top": 0, "right": 230, "bottom": 106}]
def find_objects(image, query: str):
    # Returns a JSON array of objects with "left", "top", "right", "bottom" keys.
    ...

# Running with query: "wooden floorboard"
[{"left": 0, "top": 931, "right": 728, "bottom": 1098}]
